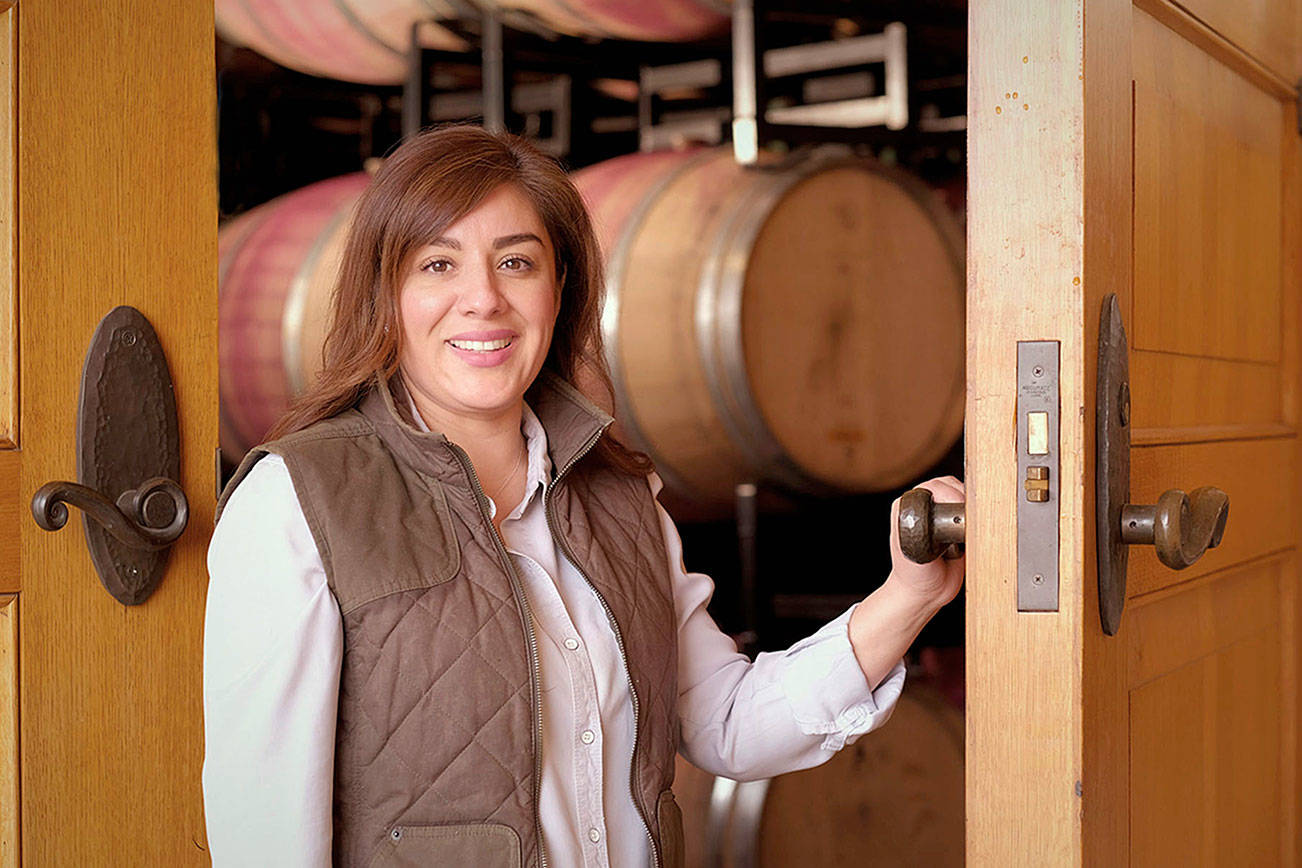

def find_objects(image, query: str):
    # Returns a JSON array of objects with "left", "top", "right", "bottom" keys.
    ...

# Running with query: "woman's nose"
[{"left": 457, "top": 266, "right": 506, "bottom": 316}]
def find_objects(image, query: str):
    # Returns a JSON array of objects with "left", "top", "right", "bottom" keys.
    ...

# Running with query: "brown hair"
[{"left": 265, "top": 123, "right": 649, "bottom": 474}]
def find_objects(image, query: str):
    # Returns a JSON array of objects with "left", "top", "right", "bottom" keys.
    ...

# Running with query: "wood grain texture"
[
  {"left": 966, "top": 0, "right": 1101, "bottom": 862},
  {"left": 0, "top": 595, "right": 16, "bottom": 868},
  {"left": 1129, "top": 351, "right": 1283, "bottom": 434},
  {"left": 1148, "top": 0, "right": 1300, "bottom": 85},
  {"left": 1284, "top": 79, "right": 1302, "bottom": 866},
  {"left": 0, "top": 451, "right": 19, "bottom": 594},
  {"left": 1127, "top": 558, "right": 1288, "bottom": 865},
  {"left": 1132, "top": 7, "right": 1283, "bottom": 365},
  {"left": 17, "top": 0, "right": 216, "bottom": 862},
  {"left": 1127, "top": 436, "right": 1297, "bottom": 597},
  {"left": 0, "top": 4, "right": 16, "bottom": 451}
]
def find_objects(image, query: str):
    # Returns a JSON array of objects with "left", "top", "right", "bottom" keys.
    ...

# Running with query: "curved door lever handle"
[
  {"left": 1119, "top": 486, "right": 1228, "bottom": 570},
  {"left": 898, "top": 488, "right": 966, "bottom": 564},
  {"left": 32, "top": 477, "right": 189, "bottom": 551}
]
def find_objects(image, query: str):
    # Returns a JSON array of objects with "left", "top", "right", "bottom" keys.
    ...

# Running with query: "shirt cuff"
[{"left": 778, "top": 603, "right": 907, "bottom": 752}]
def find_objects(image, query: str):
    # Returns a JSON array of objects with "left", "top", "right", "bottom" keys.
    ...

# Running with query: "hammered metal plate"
[
  {"left": 76, "top": 306, "right": 181, "bottom": 605},
  {"left": 1095, "top": 294, "right": 1130, "bottom": 636}
]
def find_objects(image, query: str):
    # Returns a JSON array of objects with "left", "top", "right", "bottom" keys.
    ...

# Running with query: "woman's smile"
[{"left": 445, "top": 329, "right": 519, "bottom": 366}]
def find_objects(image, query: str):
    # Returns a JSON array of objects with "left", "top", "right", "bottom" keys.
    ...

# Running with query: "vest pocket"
[
  {"left": 657, "top": 789, "right": 685, "bottom": 868},
  {"left": 369, "top": 823, "right": 522, "bottom": 868}
]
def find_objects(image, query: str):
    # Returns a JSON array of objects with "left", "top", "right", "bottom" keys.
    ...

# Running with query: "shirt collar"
[
  {"left": 357, "top": 370, "right": 612, "bottom": 494},
  {"left": 404, "top": 385, "right": 553, "bottom": 521}
]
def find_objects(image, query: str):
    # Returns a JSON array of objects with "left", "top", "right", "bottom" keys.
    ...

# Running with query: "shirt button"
[
  {"left": 588, "top": 828, "right": 601, "bottom": 843},
  {"left": 580, "top": 729, "right": 595, "bottom": 745},
  {"left": 564, "top": 638, "right": 580, "bottom": 650}
]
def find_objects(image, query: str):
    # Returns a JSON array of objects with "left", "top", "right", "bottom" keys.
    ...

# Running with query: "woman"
[{"left": 203, "top": 124, "right": 965, "bottom": 867}]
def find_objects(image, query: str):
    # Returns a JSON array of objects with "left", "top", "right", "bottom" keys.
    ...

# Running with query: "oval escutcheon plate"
[
  {"left": 76, "top": 306, "right": 181, "bottom": 605},
  {"left": 1095, "top": 293, "right": 1130, "bottom": 636}
]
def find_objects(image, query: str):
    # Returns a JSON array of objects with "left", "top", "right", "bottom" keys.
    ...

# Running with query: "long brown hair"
[{"left": 265, "top": 123, "right": 649, "bottom": 474}]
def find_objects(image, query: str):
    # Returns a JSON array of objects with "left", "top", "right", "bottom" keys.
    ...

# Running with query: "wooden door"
[
  {"left": 967, "top": 0, "right": 1302, "bottom": 863},
  {"left": 1, "top": 1, "right": 216, "bottom": 864}
]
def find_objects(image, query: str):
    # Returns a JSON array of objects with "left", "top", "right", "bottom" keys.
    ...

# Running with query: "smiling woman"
[{"left": 203, "top": 124, "right": 965, "bottom": 868}]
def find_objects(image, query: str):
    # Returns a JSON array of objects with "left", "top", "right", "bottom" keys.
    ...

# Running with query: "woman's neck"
[{"left": 402, "top": 377, "right": 529, "bottom": 525}]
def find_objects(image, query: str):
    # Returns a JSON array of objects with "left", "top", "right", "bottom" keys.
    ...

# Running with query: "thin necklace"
[{"left": 489, "top": 443, "right": 528, "bottom": 512}]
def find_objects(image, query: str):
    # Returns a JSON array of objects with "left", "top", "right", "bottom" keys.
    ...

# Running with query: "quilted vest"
[{"left": 216, "top": 373, "right": 684, "bottom": 868}]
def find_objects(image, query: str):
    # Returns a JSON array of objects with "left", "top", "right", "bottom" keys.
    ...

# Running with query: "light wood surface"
[
  {"left": 0, "top": 4, "right": 16, "bottom": 451},
  {"left": 17, "top": 0, "right": 216, "bottom": 862},
  {"left": 966, "top": 0, "right": 1096, "bottom": 861},
  {"left": 0, "top": 451, "right": 19, "bottom": 595},
  {"left": 968, "top": 0, "right": 1301, "bottom": 863},
  {"left": 0, "top": 595, "right": 16, "bottom": 868},
  {"left": 1156, "top": 0, "right": 1299, "bottom": 84}
]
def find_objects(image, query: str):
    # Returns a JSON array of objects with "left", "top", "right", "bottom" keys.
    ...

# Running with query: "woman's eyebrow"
[
  {"left": 426, "top": 233, "right": 544, "bottom": 250},
  {"left": 493, "top": 233, "right": 544, "bottom": 249}
]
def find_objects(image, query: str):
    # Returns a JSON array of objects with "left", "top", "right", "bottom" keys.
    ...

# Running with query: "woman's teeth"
[{"left": 449, "top": 338, "right": 512, "bottom": 352}]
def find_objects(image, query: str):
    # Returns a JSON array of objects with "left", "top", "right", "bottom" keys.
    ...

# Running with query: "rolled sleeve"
[{"left": 779, "top": 603, "right": 907, "bottom": 751}]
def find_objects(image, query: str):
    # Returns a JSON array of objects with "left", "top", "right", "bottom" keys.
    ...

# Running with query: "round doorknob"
[
  {"left": 1119, "top": 486, "right": 1228, "bottom": 570},
  {"left": 898, "top": 488, "right": 965, "bottom": 564}
]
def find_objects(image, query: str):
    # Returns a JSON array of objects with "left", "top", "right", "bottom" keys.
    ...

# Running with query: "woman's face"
[{"left": 397, "top": 183, "right": 561, "bottom": 425}]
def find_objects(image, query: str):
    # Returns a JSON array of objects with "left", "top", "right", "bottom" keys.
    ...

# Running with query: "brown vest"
[{"left": 216, "top": 374, "right": 684, "bottom": 868}]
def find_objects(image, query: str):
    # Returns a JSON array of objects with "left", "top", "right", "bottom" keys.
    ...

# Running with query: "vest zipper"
[
  {"left": 444, "top": 441, "right": 550, "bottom": 868},
  {"left": 543, "top": 428, "right": 662, "bottom": 868}
]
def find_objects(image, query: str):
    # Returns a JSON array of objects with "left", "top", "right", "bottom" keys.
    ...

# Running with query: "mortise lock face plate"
[{"left": 1017, "top": 341, "right": 1060, "bottom": 611}]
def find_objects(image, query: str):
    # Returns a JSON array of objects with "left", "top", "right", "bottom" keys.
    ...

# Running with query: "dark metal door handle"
[
  {"left": 1119, "top": 486, "right": 1229, "bottom": 570},
  {"left": 898, "top": 488, "right": 965, "bottom": 564},
  {"left": 1096, "top": 294, "right": 1230, "bottom": 635},
  {"left": 30, "top": 306, "right": 186, "bottom": 605},
  {"left": 32, "top": 477, "right": 188, "bottom": 551}
]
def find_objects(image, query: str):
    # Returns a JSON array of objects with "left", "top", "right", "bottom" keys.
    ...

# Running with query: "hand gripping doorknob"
[
  {"left": 898, "top": 488, "right": 965, "bottom": 564},
  {"left": 895, "top": 484, "right": 1228, "bottom": 569}
]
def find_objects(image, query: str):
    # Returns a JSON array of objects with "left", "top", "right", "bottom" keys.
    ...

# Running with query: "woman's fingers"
[{"left": 915, "top": 476, "right": 965, "bottom": 503}]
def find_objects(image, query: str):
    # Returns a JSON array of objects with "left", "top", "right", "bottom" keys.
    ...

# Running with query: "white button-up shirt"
[{"left": 203, "top": 401, "right": 906, "bottom": 867}]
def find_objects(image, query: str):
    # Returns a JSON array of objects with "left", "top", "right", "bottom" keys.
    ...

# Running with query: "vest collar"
[{"left": 357, "top": 371, "right": 613, "bottom": 485}]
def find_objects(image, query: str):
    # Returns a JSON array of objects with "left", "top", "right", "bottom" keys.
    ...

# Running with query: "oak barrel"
[
  {"left": 218, "top": 172, "right": 369, "bottom": 457},
  {"left": 217, "top": 0, "right": 726, "bottom": 84},
  {"left": 672, "top": 685, "right": 964, "bottom": 867},
  {"left": 572, "top": 147, "right": 965, "bottom": 509},
  {"left": 215, "top": 0, "right": 467, "bottom": 84}
]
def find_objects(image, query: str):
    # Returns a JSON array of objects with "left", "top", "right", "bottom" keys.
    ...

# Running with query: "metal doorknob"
[
  {"left": 898, "top": 488, "right": 965, "bottom": 564},
  {"left": 32, "top": 477, "right": 188, "bottom": 551},
  {"left": 1119, "top": 486, "right": 1228, "bottom": 570}
]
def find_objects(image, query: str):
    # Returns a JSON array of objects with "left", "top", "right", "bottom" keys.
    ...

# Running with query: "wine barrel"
[
  {"left": 572, "top": 147, "right": 965, "bottom": 510},
  {"left": 477, "top": 0, "right": 728, "bottom": 42},
  {"left": 217, "top": 0, "right": 727, "bottom": 84},
  {"left": 216, "top": 0, "right": 468, "bottom": 85},
  {"left": 673, "top": 685, "right": 964, "bottom": 867},
  {"left": 219, "top": 173, "right": 370, "bottom": 458}
]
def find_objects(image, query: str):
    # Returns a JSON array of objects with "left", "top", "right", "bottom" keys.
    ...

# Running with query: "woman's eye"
[
  {"left": 500, "top": 256, "right": 532, "bottom": 272},
  {"left": 421, "top": 258, "right": 453, "bottom": 274}
]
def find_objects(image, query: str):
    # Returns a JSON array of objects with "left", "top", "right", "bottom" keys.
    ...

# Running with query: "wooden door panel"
[
  {"left": 1128, "top": 558, "right": 1288, "bottom": 865},
  {"left": 1133, "top": 8, "right": 1283, "bottom": 365},
  {"left": 0, "top": 3, "right": 14, "bottom": 452},
  {"left": 1128, "top": 437, "right": 1296, "bottom": 597},
  {"left": 16, "top": 1, "right": 216, "bottom": 862},
  {"left": 1153, "top": 0, "right": 1300, "bottom": 84},
  {"left": 0, "top": 452, "right": 18, "bottom": 596},
  {"left": 1130, "top": 351, "right": 1284, "bottom": 435},
  {"left": 0, "top": 595, "right": 15, "bottom": 868},
  {"left": 967, "top": 0, "right": 1301, "bottom": 863},
  {"left": 1130, "top": 630, "right": 1281, "bottom": 865}
]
